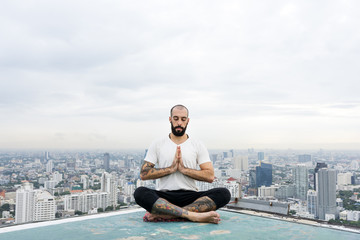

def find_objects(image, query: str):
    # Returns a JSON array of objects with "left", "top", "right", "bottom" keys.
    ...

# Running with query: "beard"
[{"left": 171, "top": 122, "right": 187, "bottom": 137}]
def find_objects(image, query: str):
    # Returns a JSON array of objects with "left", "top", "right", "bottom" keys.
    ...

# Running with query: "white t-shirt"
[{"left": 144, "top": 136, "right": 211, "bottom": 191}]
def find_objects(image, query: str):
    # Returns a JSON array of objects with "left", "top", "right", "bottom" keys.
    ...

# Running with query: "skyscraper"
[
  {"left": 249, "top": 169, "right": 256, "bottom": 188},
  {"left": 256, "top": 162, "right": 272, "bottom": 188},
  {"left": 15, "top": 182, "right": 35, "bottom": 224},
  {"left": 101, "top": 172, "right": 118, "bottom": 209},
  {"left": 104, "top": 153, "right": 110, "bottom": 171},
  {"left": 314, "top": 162, "right": 327, "bottom": 191},
  {"left": 46, "top": 160, "right": 54, "bottom": 173},
  {"left": 257, "top": 152, "right": 264, "bottom": 161},
  {"left": 233, "top": 155, "right": 248, "bottom": 171},
  {"left": 316, "top": 168, "right": 336, "bottom": 220},
  {"left": 294, "top": 164, "right": 308, "bottom": 200}
]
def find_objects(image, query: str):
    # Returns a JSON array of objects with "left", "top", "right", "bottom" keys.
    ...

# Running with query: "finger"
[{"left": 177, "top": 146, "right": 181, "bottom": 159}]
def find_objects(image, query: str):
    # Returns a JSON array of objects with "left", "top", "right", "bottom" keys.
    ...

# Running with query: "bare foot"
[{"left": 188, "top": 211, "right": 221, "bottom": 224}]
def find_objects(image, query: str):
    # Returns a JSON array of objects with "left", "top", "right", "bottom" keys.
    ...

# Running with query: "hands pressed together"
[{"left": 170, "top": 146, "right": 186, "bottom": 174}]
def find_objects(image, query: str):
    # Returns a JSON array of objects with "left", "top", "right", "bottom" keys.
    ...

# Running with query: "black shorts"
[{"left": 134, "top": 186, "right": 231, "bottom": 213}]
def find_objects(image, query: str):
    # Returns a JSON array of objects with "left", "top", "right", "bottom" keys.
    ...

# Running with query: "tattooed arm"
[
  {"left": 140, "top": 160, "right": 178, "bottom": 180},
  {"left": 176, "top": 146, "right": 214, "bottom": 183},
  {"left": 140, "top": 144, "right": 181, "bottom": 180},
  {"left": 179, "top": 161, "right": 215, "bottom": 183}
]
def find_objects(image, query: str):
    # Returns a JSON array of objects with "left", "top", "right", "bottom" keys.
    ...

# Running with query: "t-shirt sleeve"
[
  {"left": 144, "top": 141, "right": 158, "bottom": 165},
  {"left": 197, "top": 141, "right": 211, "bottom": 165}
]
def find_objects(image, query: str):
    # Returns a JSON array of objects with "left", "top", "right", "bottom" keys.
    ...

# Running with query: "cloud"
[{"left": 0, "top": 0, "right": 360, "bottom": 149}]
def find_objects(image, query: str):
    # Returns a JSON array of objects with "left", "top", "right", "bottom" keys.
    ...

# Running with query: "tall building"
[
  {"left": 33, "top": 191, "right": 56, "bottom": 222},
  {"left": 294, "top": 165, "right": 308, "bottom": 200},
  {"left": 314, "top": 162, "right": 327, "bottom": 191},
  {"left": 81, "top": 175, "right": 90, "bottom": 190},
  {"left": 52, "top": 171, "right": 63, "bottom": 184},
  {"left": 124, "top": 182, "right": 135, "bottom": 202},
  {"left": 316, "top": 168, "right": 336, "bottom": 220},
  {"left": 257, "top": 152, "right": 264, "bottom": 161},
  {"left": 256, "top": 162, "right": 272, "bottom": 188},
  {"left": 15, "top": 182, "right": 35, "bottom": 224},
  {"left": 64, "top": 191, "right": 109, "bottom": 213},
  {"left": 298, "top": 154, "right": 311, "bottom": 163},
  {"left": 103, "top": 153, "right": 110, "bottom": 171},
  {"left": 249, "top": 169, "right": 256, "bottom": 188},
  {"left": 44, "top": 151, "right": 49, "bottom": 161},
  {"left": 337, "top": 172, "right": 352, "bottom": 186},
  {"left": 46, "top": 160, "right": 54, "bottom": 173},
  {"left": 15, "top": 182, "right": 56, "bottom": 224},
  {"left": 307, "top": 190, "right": 317, "bottom": 216},
  {"left": 101, "top": 172, "right": 118, "bottom": 209},
  {"left": 274, "top": 185, "right": 295, "bottom": 200},
  {"left": 233, "top": 155, "right": 248, "bottom": 171}
]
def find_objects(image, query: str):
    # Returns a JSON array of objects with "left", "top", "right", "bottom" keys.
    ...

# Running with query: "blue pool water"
[{"left": 0, "top": 210, "right": 358, "bottom": 240}]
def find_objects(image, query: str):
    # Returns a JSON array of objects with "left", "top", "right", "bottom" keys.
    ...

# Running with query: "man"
[{"left": 134, "top": 104, "right": 230, "bottom": 224}]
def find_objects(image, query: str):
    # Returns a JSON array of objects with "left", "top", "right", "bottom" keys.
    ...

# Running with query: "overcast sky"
[{"left": 1, "top": 0, "right": 359, "bottom": 150}]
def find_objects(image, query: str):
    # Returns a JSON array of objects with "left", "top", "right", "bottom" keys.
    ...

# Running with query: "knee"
[
  {"left": 221, "top": 188, "right": 231, "bottom": 204},
  {"left": 133, "top": 186, "right": 148, "bottom": 201},
  {"left": 215, "top": 188, "right": 231, "bottom": 205}
]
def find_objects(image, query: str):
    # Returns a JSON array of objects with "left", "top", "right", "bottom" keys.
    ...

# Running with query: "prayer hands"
[{"left": 171, "top": 146, "right": 186, "bottom": 174}]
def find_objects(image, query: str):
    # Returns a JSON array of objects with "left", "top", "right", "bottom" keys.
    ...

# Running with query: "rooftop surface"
[{"left": 0, "top": 209, "right": 359, "bottom": 240}]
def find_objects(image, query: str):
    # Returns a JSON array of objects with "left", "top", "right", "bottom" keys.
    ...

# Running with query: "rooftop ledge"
[{"left": 1, "top": 207, "right": 359, "bottom": 240}]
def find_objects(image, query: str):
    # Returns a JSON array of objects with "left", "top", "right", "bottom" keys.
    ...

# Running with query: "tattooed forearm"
[
  {"left": 184, "top": 196, "right": 216, "bottom": 212},
  {"left": 151, "top": 198, "right": 189, "bottom": 217},
  {"left": 140, "top": 161, "right": 174, "bottom": 180}
]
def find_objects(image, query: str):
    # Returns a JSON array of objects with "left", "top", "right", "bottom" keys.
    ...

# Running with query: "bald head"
[{"left": 170, "top": 104, "right": 189, "bottom": 117}]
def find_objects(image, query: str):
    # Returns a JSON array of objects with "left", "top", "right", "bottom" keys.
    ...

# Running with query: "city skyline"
[{"left": 1, "top": 1, "right": 360, "bottom": 150}]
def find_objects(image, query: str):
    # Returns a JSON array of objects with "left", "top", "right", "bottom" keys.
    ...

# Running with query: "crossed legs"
[
  {"left": 134, "top": 187, "right": 231, "bottom": 224},
  {"left": 148, "top": 196, "right": 220, "bottom": 223}
]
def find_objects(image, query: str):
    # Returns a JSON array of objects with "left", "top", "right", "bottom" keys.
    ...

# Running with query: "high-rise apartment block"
[
  {"left": 64, "top": 191, "right": 109, "bottom": 213},
  {"left": 337, "top": 172, "right": 353, "bottom": 186},
  {"left": 81, "top": 175, "right": 90, "bottom": 190},
  {"left": 15, "top": 182, "right": 55, "bottom": 224},
  {"left": 46, "top": 160, "right": 54, "bottom": 173},
  {"left": 294, "top": 164, "right": 308, "bottom": 200},
  {"left": 274, "top": 185, "right": 295, "bottom": 200},
  {"left": 33, "top": 191, "right": 56, "bottom": 222},
  {"left": 101, "top": 172, "right": 118, "bottom": 209},
  {"left": 15, "top": 182, "right": 35, "bottom": 224},
  {"left": 233, "top": 155, "right": 248, "bottom": 171},
  {"left": 307, "top": 190, "right": 317, "bottom": 216},
  {"left": 316, "top": 168, "right": 336, "bottom": 220}
]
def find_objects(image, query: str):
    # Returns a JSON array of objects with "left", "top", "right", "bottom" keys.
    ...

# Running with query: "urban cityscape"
[{"left": 0, "top": 148, "right": 359, "bottom": 230}]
